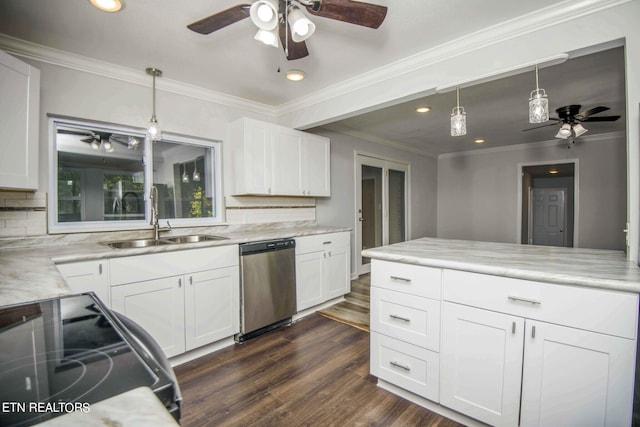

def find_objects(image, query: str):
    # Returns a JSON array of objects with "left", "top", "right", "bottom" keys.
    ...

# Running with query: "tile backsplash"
[{"left": 0, "top": 191, "right": 47, "bottom": 237}]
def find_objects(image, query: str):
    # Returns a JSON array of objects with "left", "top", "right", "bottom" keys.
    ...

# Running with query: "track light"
[
  {"left": 250, "top": 0, "right": 278, "bottom": 30},
  {"left": 555, "top": 123, "right": 572, "bottom": 139},
  {"left": 288, "top": 7, "right": 316, "bottom": 42}
]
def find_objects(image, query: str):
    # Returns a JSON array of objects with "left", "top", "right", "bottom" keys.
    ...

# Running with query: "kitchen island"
[{"left": 363, "top": 238, "right": 640, "bottom": 427}]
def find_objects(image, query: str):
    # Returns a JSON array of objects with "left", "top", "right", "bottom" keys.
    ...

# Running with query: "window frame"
[{"left": 48, "top": 115, "right": 224, "bottom": 233}]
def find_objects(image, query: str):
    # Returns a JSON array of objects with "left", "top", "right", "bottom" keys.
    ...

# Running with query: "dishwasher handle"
[{"left": 239, "top": 239, "right": 296, "bottom": 256}]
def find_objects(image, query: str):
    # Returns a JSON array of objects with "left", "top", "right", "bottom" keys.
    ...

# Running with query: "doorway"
[
  {"left": 520, "top": 162, "right": 576, "bottom": 247},
  {"left": 355, "top": 154, "right": 409, "bottom": 275}
]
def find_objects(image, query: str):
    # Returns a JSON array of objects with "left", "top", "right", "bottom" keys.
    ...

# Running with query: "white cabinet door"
[
  {"left": 230, "top": 118, "right": 272, "bottom": 195},
  {"left": 295, "top": 250, "right": 325, "bottom": 311},
  {"left": 440, "top": 302, "right": 524, "bottom": 427},
  {"left": 520, "top": 320, "right": 636, "bottom": 427},
  {"left": 301, "top": 133, "right": 330, "bottom": 197},
  {"left": 271, "top": 126, "right": 302, "bottom": 196},
  {"left": 325, "top": 243, "right": 350, "bottom": 300},
  {"left": 184, "top": 267, "right": 240, "bottom": 350},
  {"left": 111, "top": 276, "right": 186, "bottom": 358},
  {"left": 0, "top": 51, "right": 39, "bottom": 190},
  {"left": 56, "top": 260, "right": 110, "bottom": 307}
]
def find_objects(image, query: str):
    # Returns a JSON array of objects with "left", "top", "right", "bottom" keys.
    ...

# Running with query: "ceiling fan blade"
[
  {"left": 522, "top": 121, "right": 560, "bottom": 132},
  {"left": 187, "top": 4, "right": 250, "bottom": 35},
  {"left": 580, "top": 115, "right": 621, "bottom": 122},
  {"left": 308, "top": 0, "right": 388, "bottom": 29},
  {"left": 279, "top": 24, "right": 309, "bottom": 60},
  {"left": 578, "top": 106, "right": 610, "bottom": 119}
]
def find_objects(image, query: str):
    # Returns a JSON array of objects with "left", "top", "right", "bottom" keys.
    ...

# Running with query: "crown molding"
[
  {"left": 0, "top": 33, "right": 276, "bottom": 118},
  {"left": 275, "top": 0, "right": 631, "bottom": 117}
]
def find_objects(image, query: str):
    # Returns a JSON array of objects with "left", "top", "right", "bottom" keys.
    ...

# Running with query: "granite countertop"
[
  {"left": 36, "top": 387, "right": 179, "bottom": 427},
  {"left": 0, "top": 222, "right": 351, "bottom": 307},
  {"left": 362, "top": 237, "right": 640, "bottom": 294}
]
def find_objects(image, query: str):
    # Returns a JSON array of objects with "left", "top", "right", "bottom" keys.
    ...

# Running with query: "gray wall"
[
  {"left": 311, "top": 129, "right": 438, "bottom": 276},
  {"left": 437, "top": 134, "right": 627, "bottom": 250}
]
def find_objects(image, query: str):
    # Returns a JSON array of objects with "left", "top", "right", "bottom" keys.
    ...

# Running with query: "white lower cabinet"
[
  {"left": 110, "top": 246, "right": 239, "bottom": 358},
  {"left": 56, "top": 260, "right": 110, "bottom": 307},
  {"left": 295, "top": 232, "right": 350, "bottom": 311}
]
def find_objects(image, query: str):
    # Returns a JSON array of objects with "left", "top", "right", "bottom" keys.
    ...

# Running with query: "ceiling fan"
[
  {"left": 187, "top": 0, "right": 388, "bottom": 60},
  {"left": 523, "top": 104, "right": 620, "bottom": 139}
]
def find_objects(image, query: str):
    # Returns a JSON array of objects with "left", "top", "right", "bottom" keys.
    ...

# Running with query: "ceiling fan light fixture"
[
  {"left": 145, "top": 68, "right": 162, "bottom": 142},
  {"left": 529, "top": 65, "right": 549, "bottom": 124},
  {"left": 450, "top": 86, "right": 466, "bottom": 137},
  {"left": 555, "top": 123, "right": 572, "bottom": 139},
  {"left": 89, "top": 0, "right": 123, "bottom": 13},
  {"left": 250, "top": 0, "right": 279, "bottom": 30},
  {"left": 288, "top": 7, "right": 316, "bottom": 42},
  {"left": 254, "top": 28, "right": 279, "bottom": 48},
  {"left": 572, "top": 123, "right": 588, "bottom": 137}
]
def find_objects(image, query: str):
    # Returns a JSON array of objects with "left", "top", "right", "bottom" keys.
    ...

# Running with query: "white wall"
[
  {"left": 311, "top": 129, "right": 438, "bottom": 276},
  {"left": 437, "top": 133, "right": 627, "bottom": 250}
]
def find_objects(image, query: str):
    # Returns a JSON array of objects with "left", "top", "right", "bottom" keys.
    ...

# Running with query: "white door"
[
  {"left": 301, "top": 133, "right": 331, "bottom": 196},
  {"left": 271, "top": 126, "right": 301, "bottom": 195},
  {"left": 295, "top": 250, "right": 325, "bottom": 311},
  {"left": 530, "top": 188, "right": 567, "bottom": 246},
  {"left": 184, "top": 267, "right": 239, "bottom": 350},
  {"left": 520, "top": 320, "right": 636, "bottom": 427},
  {"left": 356, "top": 155, "right": 409, "bottom": 275},
  {"left": 325, "top": 243, "right": 350, "bottom": 299},
  {"left": 440, "top": 302, "right": 524, "bottom": 427}
]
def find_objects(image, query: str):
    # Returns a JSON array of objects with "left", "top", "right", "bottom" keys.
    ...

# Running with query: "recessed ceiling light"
[
  {"left": 89, "top": 0, "right": 123, "bottom": 12},
  {"left": 474, "top": 138, "right": 486, "bottom": 144},
  {"left": 416, "top": 106, "right": 431, "bottom": 113},
  {"left": 286, "top": 69, "right": 305, "bottom": 81},
  {"left": 549, "top": 168, "right": 559, "bottom": 174}
]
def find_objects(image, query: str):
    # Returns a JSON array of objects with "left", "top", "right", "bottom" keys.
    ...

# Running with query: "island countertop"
[{"left": 362, "top": 237, "right": 640, "bottom": 294}]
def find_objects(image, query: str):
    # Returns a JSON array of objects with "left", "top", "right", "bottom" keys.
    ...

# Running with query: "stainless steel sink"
[
  {"left": 103, "top": 238, "right": 174, "bottom": 249},
  {"left": 164, "top": 234, "right": 228, "bottom": 244}
]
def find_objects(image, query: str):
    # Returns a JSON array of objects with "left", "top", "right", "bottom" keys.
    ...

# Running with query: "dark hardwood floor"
[{"left": 174, "top": 314, "right": 463, "bottom": 427}]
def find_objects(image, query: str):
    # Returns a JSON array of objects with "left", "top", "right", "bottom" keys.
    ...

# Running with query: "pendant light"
[
  {"left": 146, "top": 68, "right": 162, "bottom": 141},
  {"left": 192, "top": 160, "right": 201, "bottom": 182},
  {"left": 529, "top": 65, "right": 549, "bottom": 124},
  {"left": 181, "top": 163, "right": 189, "bottom": 183},
  {"left": 450, "top": 86, "right": 466, "bottom": 137}
]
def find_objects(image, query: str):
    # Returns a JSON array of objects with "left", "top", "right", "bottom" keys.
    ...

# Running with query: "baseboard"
[
  {"left": 293, "top": 296, "right": 346, "bottom": 321},
  {"left": 169, "top": 337, "right": 236, "bottom": 367}
]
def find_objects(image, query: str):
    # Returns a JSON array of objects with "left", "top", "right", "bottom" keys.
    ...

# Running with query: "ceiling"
[{"left": 0, "top": 0, "right": 627, "bottom": 156}]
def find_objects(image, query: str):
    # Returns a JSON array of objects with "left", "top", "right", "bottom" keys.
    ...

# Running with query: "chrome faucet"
[{"left": 149, "top": 186, "right": 171, "bottom": 240}]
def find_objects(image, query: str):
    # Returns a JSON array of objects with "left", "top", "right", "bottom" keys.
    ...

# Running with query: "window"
[{"left": 48, "top": 116, "right": 223, "bottom": 233}]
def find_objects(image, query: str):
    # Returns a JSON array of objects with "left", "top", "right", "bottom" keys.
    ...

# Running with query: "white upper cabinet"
[
  {"left": 229, "top": 117, "right": 330, "bottom": 197},
  {"left": 0, "top": 51, "right": 39, "bottom": 190}
]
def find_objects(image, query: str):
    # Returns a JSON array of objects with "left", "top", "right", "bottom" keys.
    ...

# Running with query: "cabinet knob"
[
  {"left": 98, "top": 263, "right": 102, "bottom": 275},
  {"left": 189, "top": 276, "right": 193, "bottom": 285},
  {"left": 178, "top": 278, "right": 182, "bottom": 288}
]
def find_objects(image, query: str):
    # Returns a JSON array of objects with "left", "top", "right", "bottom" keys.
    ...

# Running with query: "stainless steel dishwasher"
[{"left": 237, "top": 238, "right": 297, "bottom": 342}]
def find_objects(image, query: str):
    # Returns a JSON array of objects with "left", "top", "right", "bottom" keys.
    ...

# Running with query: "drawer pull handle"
[
  {"left": 390, "top": 314, "right": 411, "bottom": 323},
  {"left": 323, "top": 241, "right": 332, "bottom": 245},
  {"left": 390, "top": 276, "right": 411, "bottom": 283},
  {"left": 390, "top": 361, "right": 411, "bottom": 372},
  {"left": 508, "top": 295, "right": 541, "bottom": 305}
]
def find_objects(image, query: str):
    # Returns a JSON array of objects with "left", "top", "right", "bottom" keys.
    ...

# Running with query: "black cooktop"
[{"left": 0, "top": 294, "right": 171, "bottom": 426}]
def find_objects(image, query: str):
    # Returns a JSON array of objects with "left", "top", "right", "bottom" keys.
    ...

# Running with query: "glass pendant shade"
[
  {"left": 182, "top": 164, "right": 189, "bottom": 183},
  {"left": 450, "top": 107, "right": 467, "bottom": 137},
  {"left": 572, "top": 123, "right": 588, "bottom": 137},
  {"left": 192, "top": 161, "right": 201, "bottom": 182},
  {"left": 450, "top": 86, "right": 466, "bottom": 137},
  {"left": 254, "top": 28, "right": 279, "bottom": 47},
  {"left": 289, "top": 8, "right": 316, "bottom": 42},
  {"left": 529, "top": 65, "right": 549, "bottom": 124},
  {"left": 250, "top": 0, "right": 278, "bottom": 30},
  {"left": 529, "top": 89, "right": 549, "bottom": 123}
]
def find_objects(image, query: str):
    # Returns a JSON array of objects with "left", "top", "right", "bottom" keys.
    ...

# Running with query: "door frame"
[
  {"left": 517, "top": 159, "right": 579, "bottom": 247},
  {"left": 355, "top": 152, "right": 410, "bottom": 276}
]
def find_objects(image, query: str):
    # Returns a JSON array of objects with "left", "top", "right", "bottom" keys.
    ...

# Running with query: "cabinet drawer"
[
  {"left": 443, "top": 270, "right": 639, "bottom": 339},
  {"left": 371, "top": 260, "right": 441, "bottom": 299},
  {"left": 110, "top": 245, "right": 239, "bottom": 285},
  {"left": 371, "top": 332, "right": 439, "bottom": 402},
  {"left": 295, "top": 232, "right": 349, "bottom": 254},
  {"left": 371, "top": 287, "right": 440, "bottom": 351}
]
